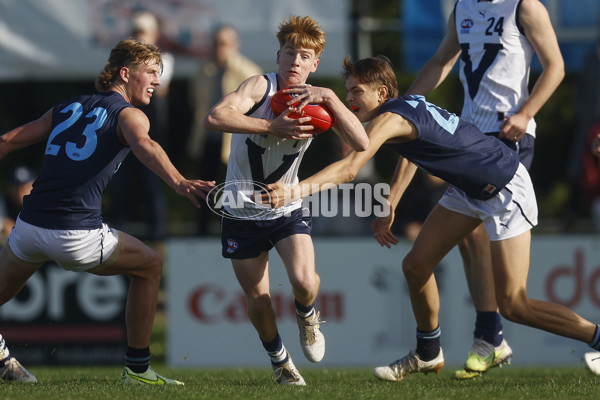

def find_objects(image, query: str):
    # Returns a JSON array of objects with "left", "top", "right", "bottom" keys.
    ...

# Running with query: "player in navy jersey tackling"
[
  {"left": 259, "top": 55, "right": 600, "bottom": 382},
  {"left": 0, "top": 39, "right": 214, "bottom": 385}
]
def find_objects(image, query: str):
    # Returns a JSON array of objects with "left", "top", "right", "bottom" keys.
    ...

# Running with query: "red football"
[{"left": 270, "top": 90, "right": 334, "bottom": 134}]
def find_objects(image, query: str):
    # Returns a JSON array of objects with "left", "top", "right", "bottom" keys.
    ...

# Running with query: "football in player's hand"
[{"left": 270, "top": 90, "right": 333, "bottom": 134}]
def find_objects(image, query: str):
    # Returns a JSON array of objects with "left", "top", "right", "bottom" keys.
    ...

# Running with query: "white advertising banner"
[
  {"left": 0, "top": 0, "right": 348, "bottom": 80},
  {"left": 167, "top": 236, "right": 600, "bottom": 368}
]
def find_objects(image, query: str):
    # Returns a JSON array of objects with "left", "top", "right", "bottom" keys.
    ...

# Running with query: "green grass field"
[{"left": 1, "top": 365, "right": 598, "bottom": 400}]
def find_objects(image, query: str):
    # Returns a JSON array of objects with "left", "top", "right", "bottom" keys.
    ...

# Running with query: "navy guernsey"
[
  {"left": 20, "top": 92, "right": 132, "bottom": 229},
  {"left": 381, "top": 95, "right": 519, "bottom": 200}
]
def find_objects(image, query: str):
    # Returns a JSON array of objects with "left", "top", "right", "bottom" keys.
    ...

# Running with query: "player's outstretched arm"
[
  {"left": 119, "top": 107, "right": 215, "bottom": 207},
  {"left": 0, "top": 109, "right": 53, "bottom": 160},
  {"left": 259, "top": 112, "right": 401, "bottom": 208}
]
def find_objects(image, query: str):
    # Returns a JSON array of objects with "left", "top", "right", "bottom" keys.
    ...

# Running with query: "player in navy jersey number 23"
[{"left": 0, "top": 39, "right": 214, "bottom": 385}]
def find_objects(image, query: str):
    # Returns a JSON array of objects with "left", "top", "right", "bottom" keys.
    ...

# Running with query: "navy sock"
[
  {"left": 590, "top": 325, "right": 600, "bottom": 350},
  {"left": 125, "top": 346, "right": 151, "bottom": 373},
  {"left": 261, "top": 333, "right": 288, "bottom": 366},
  {"left": 416, "top": 326, "right": 441, "bottom": 362},
  {"left": 474, "top": 311, "right": 503, "bottom": 346},
  {"left": 294, "top": 299, "right": 314, "bottom": 318}
]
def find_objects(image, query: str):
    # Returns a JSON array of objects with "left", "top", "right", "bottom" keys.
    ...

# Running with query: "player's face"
[
  {"left": 345, "top": 75, "right": 381, "bottom": 123},
  {"left": 276, "top": 43, "right": 319, "bottom": 87},
  {"left": 127, "top": 61, "right": 161, "bottom": 106}
]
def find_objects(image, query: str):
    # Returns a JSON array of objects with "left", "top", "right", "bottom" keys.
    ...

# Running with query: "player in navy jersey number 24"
[
  {"left": 0, "top": 39, "right": 214, "bottom": 385},
  {"left": 259, "top": 55, "right": 600, "bottom": 382}
]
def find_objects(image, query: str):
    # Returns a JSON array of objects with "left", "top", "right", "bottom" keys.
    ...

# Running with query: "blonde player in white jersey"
[
  {"left": 403, "top": 0, "right": 564, "bottom": 379},
  {"left": 204, "top": 15, "right": 368, "bottom": 385}
]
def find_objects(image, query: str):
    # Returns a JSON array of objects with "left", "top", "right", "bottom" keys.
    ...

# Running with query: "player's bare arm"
[
  {"left": 259, "top": 111, "right": 409, "bottom": 208},
  {"left": 284, "top": 84, "right": 369, "bottom": 151},
  {"left": 0, "top": 109, "right": 53, "bottom": 159},
  {"left": 204, "top": 75, "right": 313, "bottom": 140},
  {"left": 499, "top": 0, "right": 564, "bottom": 142},
  {"left": 119, "top": 107, "right": 215, "bottom": 207},
  {"left": 405, "top": 12, "right": 461, "bottom": 96}
]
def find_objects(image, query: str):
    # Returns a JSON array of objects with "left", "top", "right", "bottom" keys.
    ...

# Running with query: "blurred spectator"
[
  {"left": 567, "top": 19, "right": 600, "bottom": 230},
  {"left": 188, "top": 25, "right": 262, "bottom": 235},
  {"left": 107, "top": 11, "right": 173, "bottom": 246},
  {"left": 0, "top": 166, "right": 35, "bottom": 245},
  {"left": 579, "top": 121, "right": 600, "bottom": 231}
]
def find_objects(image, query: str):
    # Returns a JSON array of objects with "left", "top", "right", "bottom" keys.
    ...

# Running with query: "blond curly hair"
[{"left": 95, "top": 39, "right": 163, "bottom": 92}]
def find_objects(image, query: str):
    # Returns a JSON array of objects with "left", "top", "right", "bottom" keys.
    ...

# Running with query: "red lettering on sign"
[
  {"left": 187, "top": 285, "right": 345, "bottom": 323},
  {"left": 545, "top": 249, "right": 583, "bottom": 308}
]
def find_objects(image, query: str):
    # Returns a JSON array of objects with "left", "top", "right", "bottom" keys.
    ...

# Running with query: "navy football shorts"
[{"left": 221, "top": 208, "right": 312, "bottom": 259}]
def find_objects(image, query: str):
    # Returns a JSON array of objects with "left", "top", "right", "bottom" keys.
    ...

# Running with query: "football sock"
[
  {"left": 474, "top": 311, "right": 503, "bottom": 346},
  {"left": 589, "top": 325, "right": 600, "bottom": 350},
  {"left": 294, "top": 299, "right": 314, "bottom": 319},
  {"left": 261, "top": 333, "right": 288, "bottom": 366},
  {"left": 125, "top": 346, "right": 151, "bottom": 373},
  {"left": 0, "top": 334, "right": 10, "bottom": 367},
  {"left": 416, "top": 326, "right": 441, "bottom": 362}
]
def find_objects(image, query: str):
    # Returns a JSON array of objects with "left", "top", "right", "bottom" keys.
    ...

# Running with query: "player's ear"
[
  {"left": 310, "top": 58, "right": 320, "bottom": 73},
  {"left": 119, "top": 67, "right": 130, "bottom": 83},
  {"left": 378, "top": 85, "right": 389, "bottom": 102}
]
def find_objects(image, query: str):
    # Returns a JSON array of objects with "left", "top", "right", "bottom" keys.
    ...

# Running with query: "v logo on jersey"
[
  {"left": 459, "top": 42, "right": 503, "bottom": 99},
  {"left": 246, "top": 138, "right": 301, "bottom": 190}
]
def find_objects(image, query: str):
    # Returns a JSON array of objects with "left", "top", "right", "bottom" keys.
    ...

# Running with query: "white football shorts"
[
  {"left": 438, "top": 163, "right": 538, "bottom": 241},
  {"left": 8, "top": 217, "right": 122, "bottom": 272}
]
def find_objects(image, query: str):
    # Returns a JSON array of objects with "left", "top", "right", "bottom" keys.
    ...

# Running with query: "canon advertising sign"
[{"left": 167, "top": 236, "right": 600, "bottom": 368}]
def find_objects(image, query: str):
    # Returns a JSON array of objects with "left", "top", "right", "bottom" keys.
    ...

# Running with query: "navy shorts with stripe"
[{"left": 221, "top": 208, "right": 312, "bottom": 259}]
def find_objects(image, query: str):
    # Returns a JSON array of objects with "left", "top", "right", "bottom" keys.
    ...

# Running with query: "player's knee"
[
  {"left": 402, "top": 253, "right": 428, "bottom": 284},
  {"left": 292, "top": 274, "right": 319, "bottom": 299},
  {"left": 141, "top": 249, "right": 163, "bottom": 281}
]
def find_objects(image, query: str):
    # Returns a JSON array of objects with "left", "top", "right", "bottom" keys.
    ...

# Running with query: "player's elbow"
[
  {"left": 556, "top": 63, "right": 565, "bottom": 83},
  {"left": 546, "top": 58, "right": 565, "bottom": 85},
  {"left": 204, "top": 105, "right": 230, "bottom": 131},
  {"left": 203, "top": 111, "right": 219, "bottom": 131},
  {"left": 353, "top": 136, "right": 369, "bottom": 152},
  {"left": 342, "top": 165, "right": 361, "bottom": 182}
]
